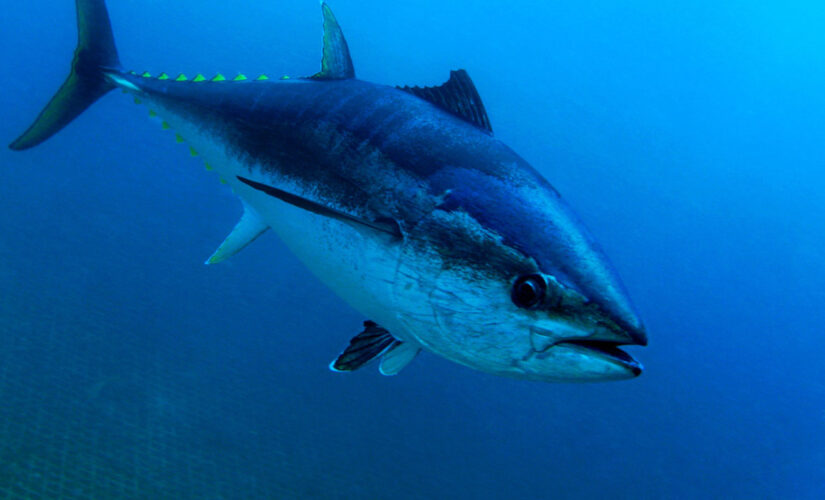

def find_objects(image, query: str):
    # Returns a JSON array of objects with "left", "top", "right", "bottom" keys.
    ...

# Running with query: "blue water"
[{"left": 1, "top": 1, "right": 824, "bottom": 498}]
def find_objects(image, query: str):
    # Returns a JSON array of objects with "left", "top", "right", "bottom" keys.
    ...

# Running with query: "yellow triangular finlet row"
[
  {"left": 175, "top": 73, "right": 188, "bottom": 82},
  {"left": 175, "top": 133, "right": 184, "bottom": 143},
  {"left": 193, "top": 74, "right": 206, "bottom": 82},
  {"left": 256, "top": 74, "right": 269, "bottom": 81},
  {"left": 141, "top": 71, "right": 151, "bottom": 78},
  {"left": 234, "top": 74, "right": 248, "bottom": 81},
  {"left": 158, "top": 72, "right": 170, "bottom": 80},
  {"left": 212, "top": 73, "right": 226, "bottom": 82}
]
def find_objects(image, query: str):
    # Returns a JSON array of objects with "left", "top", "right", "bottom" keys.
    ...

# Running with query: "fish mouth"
[
  {"left": 528, "top": 324, "right": 644, "bottom": 378},
  {"left": 555, "top": 340, "right": 643, "bottom": 376}
]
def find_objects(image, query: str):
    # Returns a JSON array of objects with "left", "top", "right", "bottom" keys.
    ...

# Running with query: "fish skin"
[
  {"left": 124, "top": 73, "right": 642, "bottom": 338},
  {"left": 9, "top": 0, "right": 647, "bottom": 381}
]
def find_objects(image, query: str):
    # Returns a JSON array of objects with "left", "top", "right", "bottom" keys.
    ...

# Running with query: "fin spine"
[{"left": 397, "top": 70, "right": 493, "bottom": 133}]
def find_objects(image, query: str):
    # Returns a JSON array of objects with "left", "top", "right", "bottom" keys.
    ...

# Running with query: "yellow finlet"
[
  {"left": 133, "top": 97, "right": 142, "bottom": 104},
  {"left": 141, "top": 71, "right": 151, "bottom": 78},
  {"left": 161, "top": 121, "right": 171, "bottom": 130},
  {"left": 175, "top": 73, "right": 188, "bottom": 82},
  {"left": 280, "top": 75, "right": 290, "bottom": 80},
  {"left": 256, "top": 74, "right": 269, "bottom": 81},
  {"left": 175, "top": 133, "right": 184, "bottom": 143},
  {"left": 189, "top": 146, "right": 198, "bottom": 157},
  {"left": 233, "top": 73, "right": 248, "bottom": 81},
  {"left": 204, "top": 162, "right": 214, "bottom": 171},
  {"left": 148, "top": 109, "right": 157, "bottom": 117},
  {"left": 212, "top": 73, "right": 226, "bottom": 82},
  {"left": 219, "top": 178, "right": 228, "bottom": 185},
  {"left": 158, "top": 72, "right": 170, "bottom": 80},
  {"left": 193, "top": 74, "right": 206, "bottom": 82}
]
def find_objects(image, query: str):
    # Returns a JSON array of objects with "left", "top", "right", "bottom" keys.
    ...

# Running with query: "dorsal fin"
[
  {"left": 311, "top": 3, "right": 355, "bottom": 80},
  {"left": 397, "top": 70, "right": 492, "bottom": 133}
]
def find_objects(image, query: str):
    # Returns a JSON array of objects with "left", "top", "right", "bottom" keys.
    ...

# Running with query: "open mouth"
[{"left": 556, "top": 340, "right": 643, "bottom": 376}]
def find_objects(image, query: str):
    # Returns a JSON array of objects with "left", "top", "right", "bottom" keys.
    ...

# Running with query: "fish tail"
[{"left": 9, "top": 0, "right": 121, "bottom": 150}]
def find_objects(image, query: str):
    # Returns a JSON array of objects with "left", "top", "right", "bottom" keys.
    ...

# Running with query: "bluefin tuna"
[{"left": 10, "top": 0, "right": 647, "bottom": 381}]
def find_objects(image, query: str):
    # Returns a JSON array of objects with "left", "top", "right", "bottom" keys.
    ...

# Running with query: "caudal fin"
[{"left": 9, "top": 0, "right": 120, "bottom": 150}]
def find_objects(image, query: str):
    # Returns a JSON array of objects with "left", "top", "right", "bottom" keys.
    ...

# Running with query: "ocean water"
[{"left": 1, "top": 0, "right": 823, "bottom": 498}]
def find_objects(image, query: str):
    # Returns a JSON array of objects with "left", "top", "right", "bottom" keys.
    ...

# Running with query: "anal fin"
[{"left": 206, "top": 203, "right": 269, "bottom": 264}]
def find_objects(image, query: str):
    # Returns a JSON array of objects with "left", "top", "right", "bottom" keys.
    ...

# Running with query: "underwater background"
[{"left": 1, "top": 0, "right": 824, "bottom": 498}]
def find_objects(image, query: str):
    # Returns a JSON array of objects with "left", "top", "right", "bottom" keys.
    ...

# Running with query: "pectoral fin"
[
  {"left": 237, "top": 176, "right": 402, "bottom": 239},
  {"left": 206, "top": 203, "right": 268, "bottom": 264}
]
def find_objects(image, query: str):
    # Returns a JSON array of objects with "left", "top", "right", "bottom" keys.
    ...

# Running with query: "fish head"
[{"left": 393, "top": 163, "right": 646, "bottom": 382}]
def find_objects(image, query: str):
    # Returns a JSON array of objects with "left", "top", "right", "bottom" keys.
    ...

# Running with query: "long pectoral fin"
[
  {"left": 206, "top": 203, "right": 269, "bottom": 264},
  {"left": 237, "top": 176, "right": 402, "bottom": 239}
]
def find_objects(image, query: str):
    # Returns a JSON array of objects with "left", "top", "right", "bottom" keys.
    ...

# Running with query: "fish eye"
[{"left": 511, "top": 274, "right": 547, "bottom": 309}]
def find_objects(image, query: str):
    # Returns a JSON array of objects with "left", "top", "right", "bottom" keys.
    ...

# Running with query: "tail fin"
[{"left": 9, "top": 0, "right": 120, "bottom": 150}]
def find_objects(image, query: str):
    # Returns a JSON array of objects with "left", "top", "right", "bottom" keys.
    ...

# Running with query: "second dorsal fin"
[
  {"left": 397, "top": 70, "right": 492, "bottom": 133},
  {"left": 311, "top": 3, "right": 355, "bottom": 80}
]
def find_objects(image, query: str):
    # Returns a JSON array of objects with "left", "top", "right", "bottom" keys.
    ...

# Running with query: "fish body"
[{"left": 10, "top": 0, "right": 647, "bottom": 381}]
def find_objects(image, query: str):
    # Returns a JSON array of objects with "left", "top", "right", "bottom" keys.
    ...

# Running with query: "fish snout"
[
  {"left": 583, "top": 305, "right": 647, "bottom": 348},
  {"left": 611, "top": 312, "right": 647, "bottom": 346},
  {"left": 528, "top": 301, "right": 646, "bottom": 353}
]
